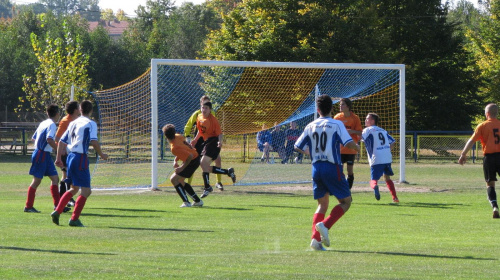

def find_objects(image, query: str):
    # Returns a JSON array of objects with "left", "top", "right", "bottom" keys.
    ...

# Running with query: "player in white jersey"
[
  {"left": 24, "top": 104, "right": 62, "bottom": 213},
  {"left": 294, "top": 94, "right": 360, "bottom": 251},
  {"left": 51, "top": 101, "right": 108, "bottom": 227},
  {"left": 361, "top": 113, "right": 399, "bottom": 203}
]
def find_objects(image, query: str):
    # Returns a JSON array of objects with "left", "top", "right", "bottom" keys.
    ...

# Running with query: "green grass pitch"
[{"left": 0, "top": 155, "right": 498, "bottom": 279}]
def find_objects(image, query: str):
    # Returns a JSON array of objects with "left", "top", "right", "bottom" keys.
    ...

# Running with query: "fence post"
[{"left": 413, "top": 132, "right": 418, "bottom": 162}]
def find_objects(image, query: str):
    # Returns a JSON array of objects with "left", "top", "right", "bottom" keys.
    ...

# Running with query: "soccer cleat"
[
  {"left": 493, "top": 207, "right": 499, "bottom": 219},
  {"left": 68, "top": 219, "right": 84, "bottom": 227},
  {"left": 56, "top": 206, "right": 72, "bottom": 213},
  {"left": 200, "top": 186, "right": 213, "bottom": 198},
  {"left": 315, "top": 222, "right": 330, "bottom": 247},
  {"left": 51, "top": 211, "right": 60, "bottom": 225},
  {"left": 310, "top": 239, "right": 326, "bottom": 251},
  {"left": 373, "top": 185, "right": 381, "bottom": 201},
  {"left": 215, "top": 182, "right": 224, "bottom": 191},
  {"left": 24, "top": 207, "right": 41, "bottom": 213},
  {"left": 228, "top": 167, "right": 236, "bottom": 184},
  {"left": 261, "top": 156, "right": 265, "bottom": 162},
  {"left": 393, "top": 198, "right": 399, "bottom": 203},
  {"left": 67, "top": 198, "right": 75, "bottom": 207},
  {"left": 192, "top": 200, "right": 204, "bottom": 207},
  {"left": 180, "top": 202, "right": 192, "bottom": 207}
]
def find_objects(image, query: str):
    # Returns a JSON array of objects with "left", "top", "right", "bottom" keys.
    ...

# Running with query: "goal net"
[{"left": 91, "top": 60, "right": 405, "bottom": 189}]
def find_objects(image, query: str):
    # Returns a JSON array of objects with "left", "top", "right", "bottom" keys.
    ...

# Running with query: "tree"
[
  {"left": 19, "top": 16, "right": 91, "bottom": 114},
  {"left": 0, "top": 0, "right": 13, "bottom": 18}
]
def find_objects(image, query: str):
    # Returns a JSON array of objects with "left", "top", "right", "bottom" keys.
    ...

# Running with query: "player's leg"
[
  {"left": 370, "top": 165, "right": 384, "bottom": 201},
  {"left": 69, "top": 186, "right": 90, "bottom": 227},
  {"left": 346, "top": 155, "right": 355, "bottom": 189},
  {"left": 483, "top": 154, "right": 499, "bottom": 218},
  {"left": 311, "top": 193, "right": 328, "bottom": 251},
  {"left": 25, "top": 176, "right": 42, "bottom": 212},
  {"left": 48, "top": 174, "right": 61, "bottom": 208},
  {"left": 200, "top": 155, "right": 213, "bottom": 198},
  {"left": 214, "top": 155, "right": 223, "bottom": 190},
  {"left": 171, "top": 173, "right": 190, "bottom": 207}
]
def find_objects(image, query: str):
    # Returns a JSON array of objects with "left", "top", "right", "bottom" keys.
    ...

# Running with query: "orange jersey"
[
  {"left": 170, "top": 134, "right": 199, "bottom": 162},
  {"left": 471, "top": 118, "right": 500, "bottom": 154},
  {"left": 55, "top": 114, "right": 77, "bottom": 142},
  {"left": 196, "top": 113, "right": 222, "bottom": 139},
  {"left": 334, "top": 111, "right": 362, "bottom": 154}
]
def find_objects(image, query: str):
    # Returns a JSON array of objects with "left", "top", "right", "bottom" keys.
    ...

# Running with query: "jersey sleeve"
[
  {"left": 184, "top": 110, "right": 200, "bottom": 137},
  {"left": 90, "top": 121, "right": 98, "bottom": 141},
  {"left": 47, "top": 122, "right": 57, "bottom": 140}
]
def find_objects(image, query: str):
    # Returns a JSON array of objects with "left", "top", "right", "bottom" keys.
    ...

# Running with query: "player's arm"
[
  {"left": 55, "top": 141, "right": 67, "bottom": 167},
  {"left": 217, "top": 133, "right": 223, "bottom": 148},
  {"left": 458, "top": 138, "right": 476, "bottom": 165},
  {"left": 184, "top": 111, "right": 199, "bottom": 138},
  {"left": 175, "top": 154, "right": 192, "bottom": 173},
  {"left": 345, "top": 141, "right": 360, "bottom": 152},
  {"left": 47, "top": 137, "right": 57, "bottom": 151},
  {"left": 90, "top": 140, "right": 109, "bottom": 160}
]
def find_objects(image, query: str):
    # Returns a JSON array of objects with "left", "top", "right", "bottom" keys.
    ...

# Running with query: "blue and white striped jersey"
[
  {"left": 294, "top": 117, "right": 353, "bottom": 165},
  {"left": 60, "top": 116, "right": 98, "bottom": 154},
  {"left": 32, "top": 119, "right": 57, "bottom": 152},
  {"left": 362, "top": 125, "right": 395, "bottom": 166}
]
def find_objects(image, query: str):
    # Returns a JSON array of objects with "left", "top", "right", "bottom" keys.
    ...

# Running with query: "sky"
[{"left": 11, "top": 0, "right": 206, "bottom": 17}]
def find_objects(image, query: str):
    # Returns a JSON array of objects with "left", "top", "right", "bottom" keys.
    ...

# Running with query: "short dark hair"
[
  {"left": 202, "top": 101, "right": 212, "bottom": 109},
  {"left": 316, "top": 94, "right": 332, "bottom": 116},
  {"left": 367, "top": 113, "right": 380, "bottom": 126},
  {"left": 80, "top": 100, "right": 93, "bottom": 115},
  {"left": 65, "top": 101, "right": 79, "bottom": 115},
  {"left": 162, "top": 124, "right": 176, "bottom": 140},
  {"left": 340, "top": 98, "right": 353, "bottom": 111},
  {"left": 47, "top": 104, "right": 59, "bottom": 118}
]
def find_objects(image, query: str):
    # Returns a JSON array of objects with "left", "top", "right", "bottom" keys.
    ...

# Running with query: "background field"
[{"left": 0, "top": 154, "right": 498, "bottom": 279}]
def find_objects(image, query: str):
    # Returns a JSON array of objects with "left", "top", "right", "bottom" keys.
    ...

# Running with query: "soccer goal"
[{"left": 91, "top": 59, "right": 405, "bottom": 189}]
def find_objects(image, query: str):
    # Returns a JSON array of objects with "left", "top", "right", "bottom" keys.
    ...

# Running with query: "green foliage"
[{"left": 19, "top": 15, "right": 90, "bottom": 114}]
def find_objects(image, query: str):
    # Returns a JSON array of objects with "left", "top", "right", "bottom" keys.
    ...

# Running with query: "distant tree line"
[{"left": 0, "top": 0, "right": 496, "bottom": 131}]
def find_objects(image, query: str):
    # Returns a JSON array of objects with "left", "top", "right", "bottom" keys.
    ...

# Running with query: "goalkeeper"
[
  {"left": 184, "top": 95, "right": 225, "bottom": 191},
  {"left": 162, "top": 124, "right": 203, "bottom": 207}
]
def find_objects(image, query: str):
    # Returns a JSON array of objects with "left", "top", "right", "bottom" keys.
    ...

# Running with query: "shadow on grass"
[
  {"left": 201, "top": 206, "right": 252, "bottom": 211},
  {"left": 364, "top": 202, "right": 469, "bottom": 209},
  {"left": 108, "top": 226, "right": 213, "bottom": 233},
  {"left": 233, "top": 191, "right": 309, "bottom": 197},
  {"left": 0, "top": 245, "right": 116, "bottom": 255},
  {"left": 256, "top": 205, "right": 310, "bottom": 210},
  {"left": 83, "top": 213, "right": 160, "bottom": 218},
  {"left": 90, "top": 207, "right": 168, "bottom": 213},
  {"left": 332, "top": 249, "right": 496, "bottom": 260}
]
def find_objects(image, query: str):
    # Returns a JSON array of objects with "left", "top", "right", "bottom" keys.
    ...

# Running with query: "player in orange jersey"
[
  {"left": 162, "top": 124, "right": 203, "bottom": 207},
  {"left": 459, "top": 103, "right": 500, "bottom": 218},
  {"left": 334, "top": 98, "right": 362, "bottom": 189},
  {"left": 191, "top": 101, "right": 236, "bottom": 198},
  {"left": 54, "top": 101, "right": 80, "bottom": 208}
]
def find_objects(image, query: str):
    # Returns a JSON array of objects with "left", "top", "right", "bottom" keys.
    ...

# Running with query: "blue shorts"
[
  {"left": 29, "top": 149, "right": 58, "bottom": 179},
  {"left": 370, "top": 163, "right": 394, "bottom": 181},
  {"left": 312, "top": 161, "right": 351, "bottom": 200},
  {"left": 66, "top": 153, "right": 91, "bottom": 188}
]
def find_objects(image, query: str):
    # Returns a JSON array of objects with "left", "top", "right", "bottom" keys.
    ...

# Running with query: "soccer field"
[{"left": 0, "top": 156, "right": 498, "bottom": 279}]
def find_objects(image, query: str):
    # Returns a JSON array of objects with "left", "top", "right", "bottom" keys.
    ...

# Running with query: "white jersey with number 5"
[
  {"left": 362, "top": 125, "right": 395, "bottom": 166},
  {"left": 294, "top": 117, "right": 353, "bottom": 164}
]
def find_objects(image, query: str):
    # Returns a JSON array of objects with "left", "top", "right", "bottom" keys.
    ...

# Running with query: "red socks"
[
  {"left": 386, "top": 180, "right": 397, "bottom": 199},
  {"left": 25, "top": 186, "right": 37, "bottom": 208},
  {"left": 71, "top": 196, "right": 87, "bottom": 221},
  {"left": 50, "top": 184, "right": 60, "bottom": 207},
  {"left": 56, "top": 192, "right": 74, "bottom": 213},
  {"left": 323, "top": 205, "right": 345, "bottom": 229},
  {"left": 311, "top": 213, "right": 325, "bottom": 241},
  {"left": 370, "top": 180, "right": 378, "bottom": 189}
]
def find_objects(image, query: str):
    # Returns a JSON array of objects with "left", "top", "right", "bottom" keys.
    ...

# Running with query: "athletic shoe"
[
  {"left": 261, "top": 156, "right": 265, "bottom": 162},
  {"left": 67, "top": 198, "right": 75, "bottom": 207},
  {"left": 57, "top": 206, "right": 72, "bottom": 213},
  {"left": 228, "top": 167, "right": 236, "bottom": 183},
  {"left": 373, "top": 185, "right": 381, "bottom": 201},
  {"left": 200, "top": 186, "right": 213, "bottom": 198},
  {"left": 315, "top": 222, "right": 330, "bottom": 247},
  {"left": 493, "top": 207, "right": 499, "bottom": 219},
  {"left": 50, "top": 211, "right": 60, "bottom": 225},
  {"left": 393, "top": 198, "right": 400, "bottom": 203},
  {"left": 310, "top": 239, "right": 326, "bottom": 251},
  {"left": 192, "top": 200, "right": 204, "bottom": 207},
  {"left": 180, "top": 202, "right": 192, "bottom": 207},
  {"left": 68, "top": 219, "right": 84, "bottom": 227},
  {"left": 24, "top": 207, "right": 40, "bottom": 213},
  {"left": 215, "top": 182, "right": 224, "bottom": 191}
]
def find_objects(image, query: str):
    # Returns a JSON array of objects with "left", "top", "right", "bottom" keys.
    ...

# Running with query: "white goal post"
[{"left": 149, "top": 59, "right": 405, "bottom": 190}]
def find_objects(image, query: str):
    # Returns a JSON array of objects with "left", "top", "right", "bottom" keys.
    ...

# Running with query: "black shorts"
[
  {"left": 194, "top": 137, "right": 204, "bottom": 155},
  {"left": 177, "top": 156, "right": 201, "bottom": 178},
  {"left": 61, "top": 154, "right": 68, "bottom": 168},
  {"left": 483, "top": 152, "right": 500, "bottom": 182},
  {"left": 201, "top": 137, "right": 221, "bottom": 161},
  {"left": 341, "top": 154, "right": 356, "bottom": 165}
]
